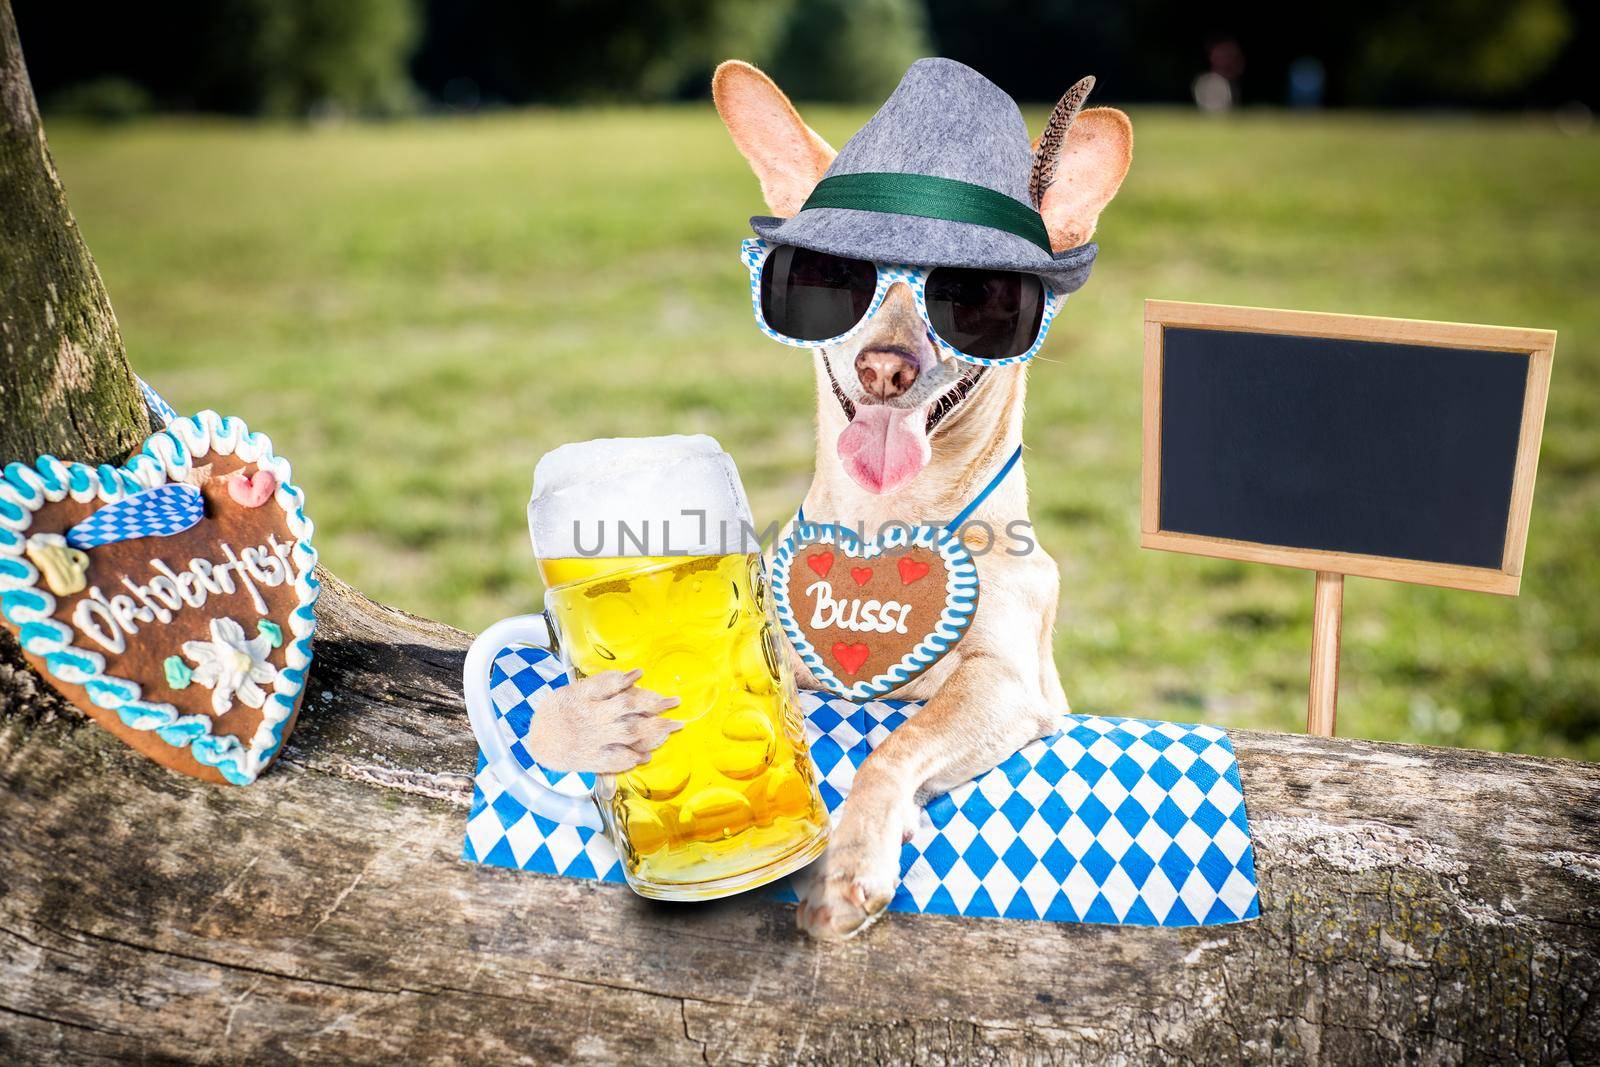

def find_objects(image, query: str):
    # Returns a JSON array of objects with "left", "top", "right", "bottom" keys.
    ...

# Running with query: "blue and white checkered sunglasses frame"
[{"left": 741, "top": 237, "right": 1067, "bottom": 367}]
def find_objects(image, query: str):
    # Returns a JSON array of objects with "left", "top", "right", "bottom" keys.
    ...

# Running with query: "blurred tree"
[
  {"left": 929, "top": 0, "right": 1584, "bottom": 107},
  {"left": 14, "top": 0, "right": 416, "bottom": 117},
  {"left": 413, "top": 0, "right": 750, "bottom": 104},
  {"left": 765, "top": 0, "right": 932, "bottom": 102},
  {"left": 709, "top": 0, "right": 793, "bottom": 69},
  {"left": 1529, "top": 0, "right": 1597, "bottom": 107},
  {"left": 199, "top": 0, "right": 418, "bottom": 117},
  {"left": 1352, "top": 0, "right": 1572, "bottom": 103},
  {"left": 12, "top": 0, "right": 1596, "bottom": 111},
  {"left": 924, "top": 0, "right": 1148, "bottom": 105},
  {"left": 45, "top": 76, "right": 153, "bottom": 122}
]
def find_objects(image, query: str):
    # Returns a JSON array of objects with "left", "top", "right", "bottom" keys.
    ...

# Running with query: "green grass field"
[{"left": 43, "top": 106, "right": 1600, "bottom": 759}]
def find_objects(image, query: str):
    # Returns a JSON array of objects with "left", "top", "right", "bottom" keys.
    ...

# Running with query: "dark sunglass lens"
[
  {"left": 924, "top": 268, "right": 1045, "bottom": 360},
  {"left": 760, "top": 245, "right": 877, "bottom": 342}
]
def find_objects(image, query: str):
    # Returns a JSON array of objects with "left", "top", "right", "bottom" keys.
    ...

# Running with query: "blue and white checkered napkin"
[
  {"left": 137, "top": 375, "right": 180, "bottom": 426},
  {"left": 65, "top": 482, "right": 204, "bottom": 549},
  {"left": 463, "top": 646, "right": 1260, "bottom": 926}
]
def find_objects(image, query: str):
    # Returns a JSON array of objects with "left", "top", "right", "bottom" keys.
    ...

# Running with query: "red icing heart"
[
  {"left": 807, "top": 551, "right": 834, "bottom": 578},
  {"left": 228, "top": 469, "right": 278, "bottom": 509},
  {"left": 850, "top": 566, "right": 873, "bottom": 586},
  {"left": 832, "top": 642, "right": 870, "bottom": 676},
  {"left": 898, "top": 557, "right": 931, "bottom": 584}
]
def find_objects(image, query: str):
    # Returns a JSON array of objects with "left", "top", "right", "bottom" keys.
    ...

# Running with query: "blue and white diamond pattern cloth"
[
  {"left": 65, "top": 482, "right": 204, "bottom": 549},
  {"left": 136, "top": 374, "right": 180, "bottom": 426},
  {"left": 463, "top": 646, "right": 1260, "bottom": 926}
]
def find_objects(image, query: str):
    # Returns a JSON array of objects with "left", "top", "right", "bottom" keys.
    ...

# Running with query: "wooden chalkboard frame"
[{"left": 1141, "top": 300, "right": 1556, "bottom": 597}]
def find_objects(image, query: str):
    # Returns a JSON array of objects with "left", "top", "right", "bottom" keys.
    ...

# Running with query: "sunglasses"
[{"left": 741, "top": 238, "right": 1065, "bottom": 366}]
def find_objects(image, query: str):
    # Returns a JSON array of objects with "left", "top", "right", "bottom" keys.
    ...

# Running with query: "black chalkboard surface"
[
  {"left": 1159, "top": 328, "right": 1526, "bottom": 569},
  {"left": 1142, "top": 302, "right": 1555, "bottom": 596}
]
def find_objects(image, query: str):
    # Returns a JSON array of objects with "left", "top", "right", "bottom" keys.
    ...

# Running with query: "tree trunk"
[
  {"left": 0, "top": 4, "right": 1596, "bottom": 1063},
  {"left": 0, "top": 0, "right": 146, "bottom": 466}
]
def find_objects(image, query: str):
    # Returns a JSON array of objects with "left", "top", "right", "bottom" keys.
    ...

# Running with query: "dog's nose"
[{"left": 856, "top": 348, "right": 919, "bottom": 400}]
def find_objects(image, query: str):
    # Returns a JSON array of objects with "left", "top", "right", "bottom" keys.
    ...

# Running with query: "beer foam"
[{"left": 529, "top": 435, "right": 759, "bottom": 558}]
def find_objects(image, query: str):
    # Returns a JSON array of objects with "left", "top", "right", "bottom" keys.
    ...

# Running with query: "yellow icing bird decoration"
[{"left": 25, "top": 533, "right": 90, "bottom": 596}]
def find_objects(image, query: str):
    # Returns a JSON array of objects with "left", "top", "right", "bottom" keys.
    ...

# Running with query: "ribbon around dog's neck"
[
  {"left": 799, "top": 173, "right": 1053, "bottom": 254},
  {"left": 795, "top": 444, "right": 1022, "bottom": 532}
]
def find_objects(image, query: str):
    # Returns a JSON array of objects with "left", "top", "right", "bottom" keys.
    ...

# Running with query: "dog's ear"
[
  {"left": 713, "top": 60, "right": 836, "bottom": 217},
  {"left": 1030, "top": 77, "right": 1132, "bottom": 252}
]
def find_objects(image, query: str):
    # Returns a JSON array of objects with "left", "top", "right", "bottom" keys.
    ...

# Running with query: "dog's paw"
[
  {"left": 795, "top": 858, "right": 897, "bottom": 942},
  {"left": 795, "top": 795, "right": 916, "bottom": 941},
  {"left": 525, "top": 668, "right": 682, "bottom": 773}
]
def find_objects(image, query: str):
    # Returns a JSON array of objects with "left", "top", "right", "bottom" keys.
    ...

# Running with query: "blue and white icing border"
[
  {"left": 770, "top": 521, "right": 978, "bottom": 701},
  {"left": 0, "top": 410, "right": 319, "bottom": 785}
]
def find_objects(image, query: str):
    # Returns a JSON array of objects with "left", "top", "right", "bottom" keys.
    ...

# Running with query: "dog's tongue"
[{"left": 837, "top": 404, "right": 931, "bottom": 494}]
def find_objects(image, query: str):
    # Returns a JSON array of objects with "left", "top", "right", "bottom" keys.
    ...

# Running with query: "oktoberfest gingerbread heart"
[
  {"left": 771, "top": 521, "right": 978, "bottom": 700},
  {"left": 0, "top": 411, "right": 318, "bottom": 785}
]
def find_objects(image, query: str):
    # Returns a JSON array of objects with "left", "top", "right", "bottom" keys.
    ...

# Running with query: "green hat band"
[{"left": 797, "top": 172, "right": 1053, "bottom": 255}]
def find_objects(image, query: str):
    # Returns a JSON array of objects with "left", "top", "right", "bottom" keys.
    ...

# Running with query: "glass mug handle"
[{"left": 463, "top": 613, "right": 603, "bottom": 831}]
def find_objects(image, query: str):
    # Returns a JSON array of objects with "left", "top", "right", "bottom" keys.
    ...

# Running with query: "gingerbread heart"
[
  {"left": 0, "top": 411, "right": 319, "bottom": 785},
  {"left": 771, "top": 521, "right": 978, "bottom": 700}
]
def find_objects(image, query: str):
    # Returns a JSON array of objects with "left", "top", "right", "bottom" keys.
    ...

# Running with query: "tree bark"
[
  {"left": 0, "top": 0, "right": 146, "bottom": 466},
  {"left": 0, "top": 4, "right": 1597, "bottom": 1063}
]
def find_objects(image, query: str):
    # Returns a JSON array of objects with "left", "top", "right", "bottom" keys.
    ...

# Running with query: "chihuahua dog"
[{"left": 525, "top": 60, "right": 1132, "bottom": 940}]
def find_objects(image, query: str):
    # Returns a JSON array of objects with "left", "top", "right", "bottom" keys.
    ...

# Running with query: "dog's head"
[{"left": 714, "top": 61, "right": 1132, "bottom": 496}]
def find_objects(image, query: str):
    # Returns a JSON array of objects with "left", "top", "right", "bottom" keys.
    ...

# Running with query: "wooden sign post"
[
  {"left": 1306, "top": 571, "right": 1342, "bottom": 736},
  {"left": 1142, "top": 301, "right": 1555, "bottom": 737}
]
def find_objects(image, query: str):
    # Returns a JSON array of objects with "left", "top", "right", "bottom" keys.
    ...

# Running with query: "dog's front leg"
[{"left": 796, "top": 651, "right": 1057, "bottom": 940}]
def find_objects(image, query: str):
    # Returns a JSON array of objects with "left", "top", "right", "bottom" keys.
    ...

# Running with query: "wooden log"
[{"left": 2, "top": 573, "right": 1598, "bottom": 1065}]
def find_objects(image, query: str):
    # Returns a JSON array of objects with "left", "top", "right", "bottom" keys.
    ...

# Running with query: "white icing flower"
[{"left": 182, "top": 618, "right": 278, "bottom": 715}]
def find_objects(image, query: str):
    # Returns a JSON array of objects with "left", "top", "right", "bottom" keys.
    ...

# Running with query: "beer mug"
[{"left": 464, "top": 436, "right": 830, "bottom": 900}]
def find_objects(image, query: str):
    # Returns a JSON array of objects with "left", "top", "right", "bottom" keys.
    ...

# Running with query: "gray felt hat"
[{"left": 751, "top": 58, "right": 1098, "bottom": 293}]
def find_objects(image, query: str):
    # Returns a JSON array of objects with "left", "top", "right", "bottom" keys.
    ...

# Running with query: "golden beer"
[{"left": 539, "top": 551, "right": 830, "bottom": 898}]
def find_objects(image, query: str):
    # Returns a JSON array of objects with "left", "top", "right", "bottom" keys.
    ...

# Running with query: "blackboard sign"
[{"left": 1142, "top": 302, "right": 1555, "bottom": 596}]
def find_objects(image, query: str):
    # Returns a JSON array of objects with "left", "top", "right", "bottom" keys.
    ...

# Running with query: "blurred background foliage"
[
  {"left": 13, "top": 0, "right": 1598, "bottom": 117},
  {"left": 7, "top": 3, "right": 1598, "bottom": 759}
]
